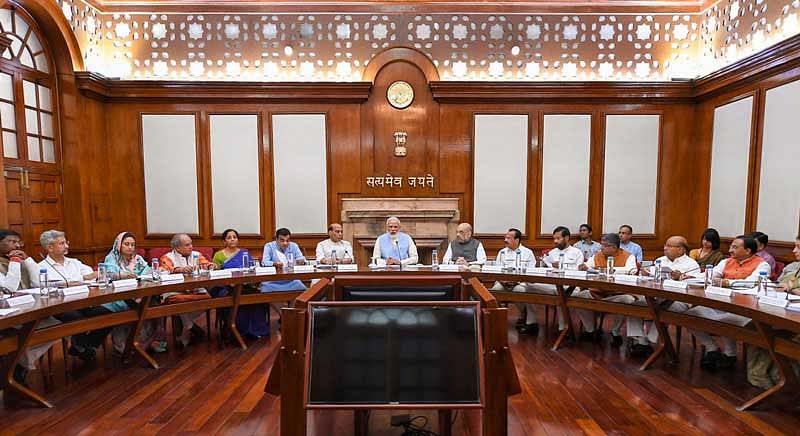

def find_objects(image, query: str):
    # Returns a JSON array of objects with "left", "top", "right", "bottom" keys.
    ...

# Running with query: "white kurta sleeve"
[
  {"left": 442, "top": 244, "right": 453, "bottom": 264},
  {"left": 0, "top": 261, "right": 22, "bottom": 292},
  {"left": 372, "top": 239, "right": 382, "bottom": 260},
  {"left": 402, "top": 238, "right": 419, "bottom": 266},
  {"left": 315, "top": 241, "right": 326, "bottom": 262}
]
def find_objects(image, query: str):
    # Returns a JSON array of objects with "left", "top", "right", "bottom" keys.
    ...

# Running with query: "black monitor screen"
[{"left": 307, "top": 304, "right": 481, "bottom": 405}]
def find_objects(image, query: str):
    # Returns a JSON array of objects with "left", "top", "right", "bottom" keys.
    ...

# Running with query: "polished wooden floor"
[{"left": 1, "top": 307, "right": 798, "bottom": 435}]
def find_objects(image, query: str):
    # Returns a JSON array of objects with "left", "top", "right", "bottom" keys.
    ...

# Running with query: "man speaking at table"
[{"left": 372, "top": 216, "right": 419, "bottom": 266}]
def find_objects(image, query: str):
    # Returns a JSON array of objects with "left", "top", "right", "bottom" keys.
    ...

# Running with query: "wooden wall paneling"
[
  {"left": 744, "top": 90, "right": 766, "bottom": 234},
  {"left": 196, "top": 111, "right": 212, "bottom": 239},
  {"left": 263, "top": 109, "right": 275, "bottom": 241},
  {"left": 327, "top": 104, "right": 362, "bottom": 222},
  {"left": 587, "top": 109, "right": 605, "bottom": 244},
  {"left": 526, "top": 110, "right": 538, "bottom": 242}
]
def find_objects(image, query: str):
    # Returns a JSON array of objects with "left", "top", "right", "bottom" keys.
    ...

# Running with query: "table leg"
[
  {"left": 126, "top": 295, "right": 159, "bottom": 369},
  {"left": 438, "top": 409, "right": 452, "bottom": 436},
  {"left": 552, "top": 284, "right": 576, "bottom": 351},
  {"left": 2, "top": 320, "right": 52, "bottom": 408},
  {"left": 640, "top": 296, "right": 677, "bottom": 371},
  {"left": 738, "top": 322, "right": 798, "bottom": 411},
  {"left": 229, "top": 284, "right": 247, "bottom": 349}
]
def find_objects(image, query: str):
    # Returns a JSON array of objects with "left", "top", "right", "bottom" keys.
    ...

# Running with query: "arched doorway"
[{"left": 0, "top": 5, "right": 62, "bottom": 252}]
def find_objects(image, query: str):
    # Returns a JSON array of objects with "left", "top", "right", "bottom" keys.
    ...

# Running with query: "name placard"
[
  {"left": 334, "top": 264, "right": 359, "bottom": 272},
  {"left": 732, "top": 287, "right": 758, "bottom": 295},
  {"left": 62, "top": 285, "right": 90, "bottom": 296},
  {"left": 292, "top": 265, "right": 315, "bottom": 273},
  {"left": 113, "top": 279, "right": 138, "bottom": 289},
  {"left": 481, "top": 265, "right": 503, "bottom": 273},
  {"left": 5, "top": 294, "right": 35, "bottom": 307},
  {"left": 662, "top": 279, "right": 688, "bottom": 290},
  {"left": 209, "top": 270, "right": 233, "bottom": 279},
  {"left": 526, "top": 267, "right": 551, "bottom": 276},
  {"left": 705, "top": 286, "right": 732, "bottom": 297},
  {"left": 564, "top": 270, "right": 588, "bottom": 278},
  {"left": 160, "top": 274, "right": 185, "bottom": 283},
  {"left": 0, "top": 308, "right": 20, "bottom": 316},
  {"left": 759, "top": 295, "right": 789, "bottom": 308},
  {"left": 613, "top": 274, "right": 639, "bottom": 284},
  {"left": 437, "top": 264, "right": 461, "bottom": 272},
  {"left": 255, "top": 267, "right": 277, "bottom": 275}
]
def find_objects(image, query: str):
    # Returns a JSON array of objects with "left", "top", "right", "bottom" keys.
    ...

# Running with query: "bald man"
[
  {"left": 316, "top": 223, "right": 354, "bottom": 264},
  {"left": 372, "top": 216, "right": 419, "bottom": 266},
  {"left": 442, "top": 223, "right": 487, "bottom": 265},
  {"left": 627, "top": 235, "right": 701, "bottom": 357}
]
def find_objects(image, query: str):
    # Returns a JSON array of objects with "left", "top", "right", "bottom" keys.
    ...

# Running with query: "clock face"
[{"left": 387, "top": 81, "right": 414, "bottom": 109}]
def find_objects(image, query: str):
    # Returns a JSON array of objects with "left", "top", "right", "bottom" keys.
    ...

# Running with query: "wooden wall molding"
[
  {"left": 75, "top": 72, "right": 373, "bottom": 103},
  {"left": 693, "top": 33, "right": 800, "bottom": 100},
  {"left": 430, "top": 81, "right": 694, "bottom": 103}
]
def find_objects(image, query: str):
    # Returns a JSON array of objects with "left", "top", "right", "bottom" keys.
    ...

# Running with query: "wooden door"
[{"left": 3, "top": 167, "right": 61, "bottom": 254}]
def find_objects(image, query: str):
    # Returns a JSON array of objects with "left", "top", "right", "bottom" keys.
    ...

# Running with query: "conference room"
[{"left": 0, "top": 0, "right": 799, "bottom": 434}]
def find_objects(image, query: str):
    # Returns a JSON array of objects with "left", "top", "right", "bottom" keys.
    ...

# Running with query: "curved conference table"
[{"left": 1, "top": 266, "right": 798, "bottom": 411}]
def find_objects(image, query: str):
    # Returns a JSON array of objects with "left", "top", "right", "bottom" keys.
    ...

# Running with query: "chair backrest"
[{"left": 771, "top": 261, "right": 785, "bottom": 282}]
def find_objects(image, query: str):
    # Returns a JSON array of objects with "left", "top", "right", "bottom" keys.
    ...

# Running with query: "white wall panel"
[
  {"left": 271, "top": 114, "right": 328, "bottom": 233},
  {"left": 541, "top": 115, "right": 591, "bottom": 235},
  {"left": 141, "top": 114, "right": 199, "bottom": 234},
  {"left": 708, "top": 96, "right": 753, "bottom": 238},
  {"left": 473, "top": 114, "right": 528, "bottom": 234},
  {"left": 602, "top": 115, "right": 660, "bottom": 234},
  {"left": 210, "top": 114, "right": 261, "bottom": 234},
  {"left": 758, "top": 80, "right": 800, "bottom": 242}
]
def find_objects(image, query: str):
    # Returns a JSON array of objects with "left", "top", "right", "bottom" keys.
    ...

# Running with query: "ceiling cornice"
[{"left": 81, "top": 0, "right": 714, "bottom": 14}]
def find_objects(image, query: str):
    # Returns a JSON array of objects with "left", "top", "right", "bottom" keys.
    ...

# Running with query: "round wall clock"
[{"left": 386, "top": 80, "right": 414, "bottom": 109}]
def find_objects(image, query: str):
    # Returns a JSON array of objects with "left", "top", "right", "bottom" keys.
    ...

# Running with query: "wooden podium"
[{"left": 265, "top": 276, "right": 520, "bottom": 435}]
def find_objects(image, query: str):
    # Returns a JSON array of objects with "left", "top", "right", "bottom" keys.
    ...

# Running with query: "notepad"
[
  {"left": 732, "top": 287, "right": 758, "bottom": 295},
  {"left": 705, "top": 286, "right": 732, "bottom": 297},
  {"left": 526, "top": 267, "right": 551, "bottom": 276},
  {"left": 62, "top": 285, "right": 90, "bottom": 296},
  {"left": 334, "top": 264, "right": 358, "bottom": 272},
  {"left": 292, "top": 265, "right": 314, "bottom": 273},
  {"left": 436, "top": 264, "right": 461, "bottom": 272},
  {"left": 15, "top": 288, "right": 43, "bottom": 295},
  {"left": 0, "top": 308, "right": 20, "bottom": 316},
  {"left": 5, "top": 294, "right": 35, "bottom": 306},
  {"left": 481, "top": 265, "right": 502, "bottom": 273},
  {"left": 255, "top": 267, "right": 277, "bottom": 275}
]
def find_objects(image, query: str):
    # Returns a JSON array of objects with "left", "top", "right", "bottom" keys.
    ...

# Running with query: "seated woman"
[
  {"left": 689, "top": 228, "right": 726, "bottom": 268},
  {"left": 103, "top": 232, "right": 167, "bottom": 354},
  {"left": 746, "top": 235, "right": 800, "bottom": 388},
  {"left": 212, "top": 229, "right": 270, "bottom": 338}
]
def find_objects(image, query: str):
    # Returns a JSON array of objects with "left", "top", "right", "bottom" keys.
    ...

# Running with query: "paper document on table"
[
  {"left": 0, "top": 308, "right": 20, "bottom": 316},
  {"left": 732, "top": 287, "right": 758, "bottom": 295},
  {"left": 15, "top": 288, "right": 42, "bottom": 295},
  {"left": 705, "top": 286, "right": 732, "bottom": 297}
]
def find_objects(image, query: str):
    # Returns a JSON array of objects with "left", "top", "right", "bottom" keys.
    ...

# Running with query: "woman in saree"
[
  {"left": 104, "top": 232, "right": 168, "bottom": 354},
  {"left": 689, "top": 228, "right": 727, "bottom": 268},
  {"left": 213, "top": 229, "right": 270, "bottom": 338}
]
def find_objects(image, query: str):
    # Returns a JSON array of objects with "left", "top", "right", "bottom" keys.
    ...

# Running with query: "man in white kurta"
[
  {"left": 489, "top": 229, "right": 535, "bottom": 331},
  {"left": 686, "top": 235, "right": 770, "bottom": 370},
  {"left": 521, "top": 226, "right": 584, "bottom": 333},
  {"left": 372, "top": 216, "right": 419, "bottom": 266},
  {"left": 625, "top": 236, "right": 701, "bottom": 356},
  {"left": 316, "top": 223, "right": 354, "bottom": 264}
]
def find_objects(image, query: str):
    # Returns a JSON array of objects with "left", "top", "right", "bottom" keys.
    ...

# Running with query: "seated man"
[
  {"left": 520, "top": 226, "right": 584, "bottom": 335},
  {"left": 0, "top": 229, "right": 59, "bottom": 384},
  {"left": 442, "top": 223, "right": 487, "bottom": 266},
  {"left": 38, "top": 230, "right": 108, "bottom": 362},
  {"left": 627, "top": 236, "right": 701, "bottom": 357},
  {"left": 159, "top": 233, "right": 218, "bottom": 346},
  {"left": 261, "top": 228, "right": 307, "bottom": 292},
  {"left": 315, "top": 223, "right": 354, "bottom": 265},
  {"left": 574, "top": 233, "right": 638, "bottom": 344},
  {"left": 749, "top": 231, "right": 776, "bottom": 272},
  {"left": 573, "top": 223, "right": 602, "bottom": 261},
  {"left": 489, "top": 228, "right": 535, "bottom": 331},
  {"left": 619, "top": 224, "right": 643, "bottom": 263},
  {"left": 372, "top": 216, "right": 419, "bottom": 266},
  {"left": 686, "top": 234, "right": 770, "bottom": 371}
]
